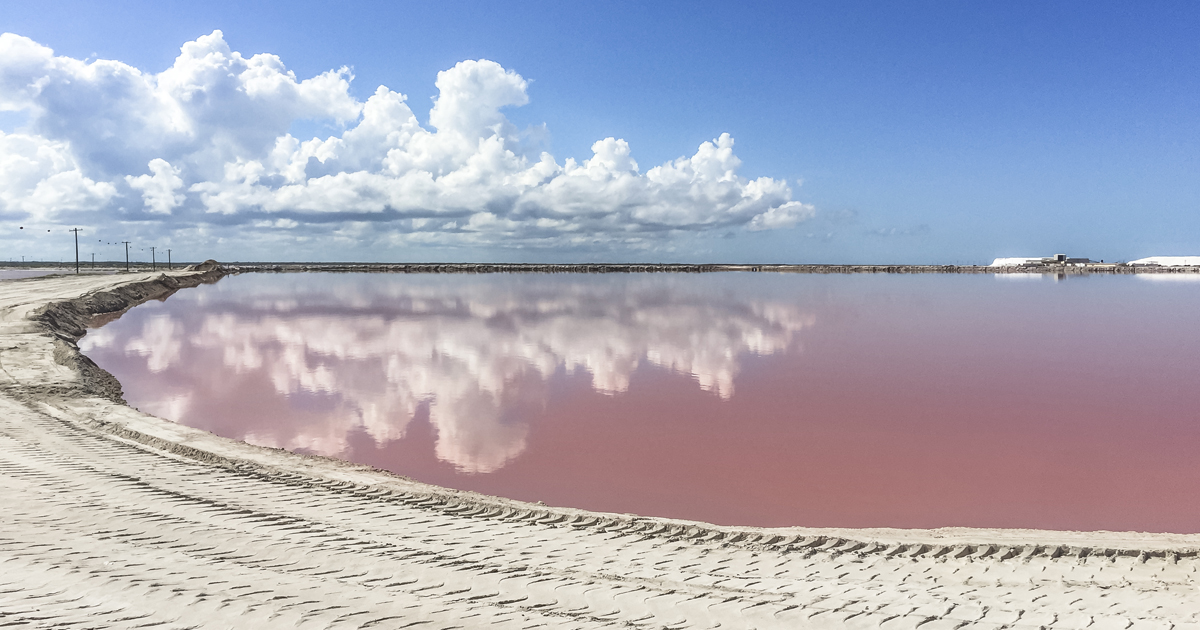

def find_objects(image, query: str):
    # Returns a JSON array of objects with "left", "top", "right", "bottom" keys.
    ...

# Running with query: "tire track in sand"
[{"left": 0, "top": 270, "right": 1198, "bottom": 629}]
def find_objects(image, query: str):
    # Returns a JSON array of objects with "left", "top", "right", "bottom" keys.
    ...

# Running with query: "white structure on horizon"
[
  {"left": 989, "top": 254, "right": 1092, "bottom": 267},
  {"left": 989, "top": 257, "right": 1047, "bottom": 267},
  {"left": 1127, "top": 256, "right": 1200, "bottom": 267}
]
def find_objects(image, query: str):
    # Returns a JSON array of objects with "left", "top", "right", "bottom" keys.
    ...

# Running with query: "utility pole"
[
  {"left": 69, "top": 228, "right": 82, "bottom": 274},
  {"left": 167, "top": 249, "right": 172, "bottom": 270},
  {"left": 91, "top": 253, "right": 95, "bottom": 269},
  {"left": 122, "top": 241, "right": 131, "bottom": 272},
  {"left": 150, "top": 246, "right": 157, "bottom": 271}
]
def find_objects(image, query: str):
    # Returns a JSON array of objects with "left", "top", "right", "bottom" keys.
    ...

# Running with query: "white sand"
[{"left": 1, "top": 270, "right": 1198, "bottom": 629}]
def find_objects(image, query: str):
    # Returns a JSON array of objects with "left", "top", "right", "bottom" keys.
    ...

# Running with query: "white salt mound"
[
  {"left": 1127, "top": 256, "right": 1200, "bottom": 266},
  {"left": 988, "top": 257, "right": 1045, "bottom": 267}
]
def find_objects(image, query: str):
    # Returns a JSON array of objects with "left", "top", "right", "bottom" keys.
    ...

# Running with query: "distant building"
[
  {"left": 1127, "top": 256, "right": 1200, "bottom": 267},
  {"left": 989, "top": 254, "right": 1093, "bottom": 267}
]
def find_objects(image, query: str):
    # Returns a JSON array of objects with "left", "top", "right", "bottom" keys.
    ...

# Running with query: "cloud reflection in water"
[{"left": 81, "top": 273, "right": 815, "bottom": 473}]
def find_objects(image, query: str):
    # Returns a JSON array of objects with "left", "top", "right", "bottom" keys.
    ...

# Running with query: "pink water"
[{"left": 80, "top": 272, "right": 1200, "bottom": 532}]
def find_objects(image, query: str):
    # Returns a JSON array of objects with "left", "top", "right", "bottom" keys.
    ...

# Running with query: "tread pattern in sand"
[{"left": 1, "top": 272, "right": 1198, "bottom": 629}]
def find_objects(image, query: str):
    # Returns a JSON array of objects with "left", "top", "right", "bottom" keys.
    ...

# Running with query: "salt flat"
[{"left": 1, "top": 269, "right": 1197, "bottom": 629}]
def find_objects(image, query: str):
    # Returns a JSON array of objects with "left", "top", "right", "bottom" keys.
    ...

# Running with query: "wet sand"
[{"left": 1, "top": 268, "right": 1198, "bottom": 628}]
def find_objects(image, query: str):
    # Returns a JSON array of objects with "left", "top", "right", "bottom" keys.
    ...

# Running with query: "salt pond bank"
[{"left": 1, "top": 269, "right": 1198, "bottom": 629}]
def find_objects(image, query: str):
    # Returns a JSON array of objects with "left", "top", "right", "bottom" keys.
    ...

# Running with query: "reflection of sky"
[
  {"left": 1136, "top": 273, "right": 1200, "bottom": 282},
  {"left": 80, "top": 273, "right": 1200, "bottom": 531},
  {"left": 80, "top": 273, "right": 814, "bottom": 473}
]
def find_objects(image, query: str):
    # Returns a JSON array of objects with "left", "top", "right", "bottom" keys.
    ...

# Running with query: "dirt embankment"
[
  {"left": 212, "top": 261, "right": 1200, "bottom": 275},
  {"left": 30, "top": 261, "right": 225, "bottom": 403}
]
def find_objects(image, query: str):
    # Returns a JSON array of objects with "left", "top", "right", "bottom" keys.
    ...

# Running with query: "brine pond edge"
[{"left": 13, "top": 264, "right": 1200, "bottom": 560}]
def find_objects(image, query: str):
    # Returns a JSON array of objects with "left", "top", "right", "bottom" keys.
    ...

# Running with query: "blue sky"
[{"left": 1, "top": 0, "right": 1197, "bottom": 263}]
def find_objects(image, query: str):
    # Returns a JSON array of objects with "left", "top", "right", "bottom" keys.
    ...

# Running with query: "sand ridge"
[{"left": 1, "top": 269, "right": 1198, "bottom": 628}]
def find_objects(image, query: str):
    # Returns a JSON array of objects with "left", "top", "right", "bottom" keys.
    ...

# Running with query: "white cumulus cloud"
[
  {"left": 0, "top": 130, "right": 117, "bottom": 220},
  {"left": 126, "top": 158, "right": 185, "bottom": 214},
  {"left": 0, "top": 30, "right": 814, "bottom": 253}
]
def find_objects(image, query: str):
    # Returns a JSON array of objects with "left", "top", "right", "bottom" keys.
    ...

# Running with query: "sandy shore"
[{"left": 1, "top": 269, "right": 1198, "bottom": 628}]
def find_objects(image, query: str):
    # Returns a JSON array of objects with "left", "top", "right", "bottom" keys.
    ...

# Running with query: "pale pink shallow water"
[{"left": 81, "top": 272, "right": 1200, "bottom": 532}]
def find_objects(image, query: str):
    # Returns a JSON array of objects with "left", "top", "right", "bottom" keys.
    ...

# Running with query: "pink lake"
[{"left": 80, "top": 272, "right": 1200, "bottom": 532}]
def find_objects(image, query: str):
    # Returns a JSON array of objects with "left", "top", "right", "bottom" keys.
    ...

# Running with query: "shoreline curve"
[{"left": 2, "top": 266, "right": 1198, "bottom": 628}]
